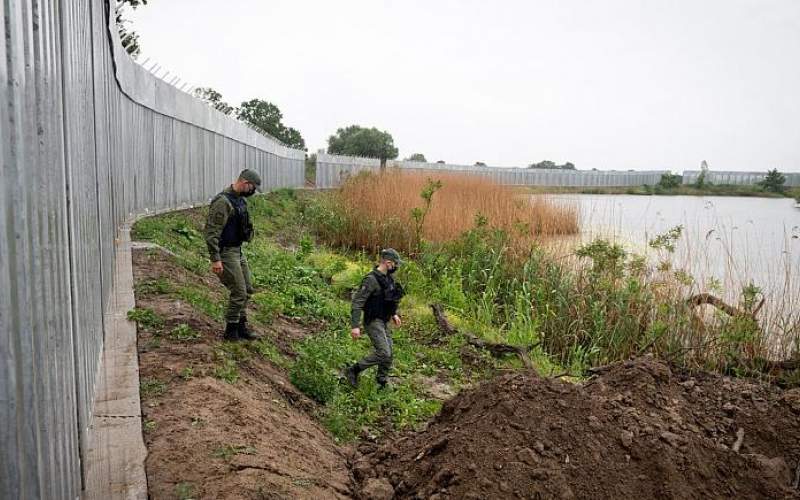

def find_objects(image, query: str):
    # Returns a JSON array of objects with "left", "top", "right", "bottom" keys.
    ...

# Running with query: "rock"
[
  {"left": 533, "top": 441, "right": 546, "bottom": 454},
  {"left": 660, "top": 431, "right": 684, "bottom": 447},
  {"left": 588, "top": 415, "right": 603, "bottom": 430},
  {"left": 620, "top": 430, "right": 634, "bottom": 449},
  {"left": 353, "top": 459, "right": 375, "bottom": 481},
  {"left": 361, "top": 478, "right": 395, "bottom": 500},
  {"left": 517, "top": 447, "right": 539, "bottom": 465},
  {"left": 530, "top": 468, "right": 548, "bottom": 480},
  {"left": 679, "top": 379, "right": 696, "bottom": 390},
  {"left": 722, "top": 402, "right": 739, "bottom": 414},
  {"left": 748, "top": 454, "right": 792, "bottom": 486},
  {"left": 780, "top": 388, "right": 800, "bottom": 414}
]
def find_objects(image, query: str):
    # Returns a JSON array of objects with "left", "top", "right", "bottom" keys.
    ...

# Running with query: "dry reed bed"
[{"left": 327, "top": 170, "right": 578, "bottom": 254}]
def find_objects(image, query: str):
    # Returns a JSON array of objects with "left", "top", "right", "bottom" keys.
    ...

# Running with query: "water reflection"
[{"left": 536, "top": 194, "right": 800, "bottom": 339}]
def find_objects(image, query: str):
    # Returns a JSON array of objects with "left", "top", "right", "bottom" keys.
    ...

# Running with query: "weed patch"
[
  {"left": 140, "top": 377, "right": 167, "bottom": 398},
  {"left": 127, "top": 307, "right": 164, "bottom": 331}
]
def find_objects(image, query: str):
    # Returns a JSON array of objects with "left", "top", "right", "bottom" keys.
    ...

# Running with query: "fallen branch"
[
  {"left": 430, "top": 304, "right": 536, "bottom": 370},
  {"left": 687, "top": 293, "right": 762, "bottom": 320}
]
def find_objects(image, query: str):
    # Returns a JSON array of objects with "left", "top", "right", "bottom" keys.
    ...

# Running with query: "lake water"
[{"left": 542, "top": 195, "right": 800, "bottom": 336}]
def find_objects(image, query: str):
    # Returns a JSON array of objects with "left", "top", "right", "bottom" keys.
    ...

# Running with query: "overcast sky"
[{"left": 130, "top": 0, "right": 800, "bottom": 172}]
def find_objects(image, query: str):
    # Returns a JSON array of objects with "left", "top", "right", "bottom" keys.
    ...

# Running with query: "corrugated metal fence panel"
[
  {"left": 315, "top": 153, "right": 670, "bottom": 189},
  {"left": 1, "top": 0, "right": 83, "bottom": 498},
  {"left": 682, "top": 170, "right": 800, "bottom": 187},
  {"left": 1, "top": 0, "right": 305, "bottom": 497}
]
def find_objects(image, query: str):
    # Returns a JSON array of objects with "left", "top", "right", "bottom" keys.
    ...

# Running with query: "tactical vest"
[
  {"left": 363, "top": 269, "right": 405, "bottom": 324},
  {"left": 217, "top": 192, "right": 253, "bottom": 248}
]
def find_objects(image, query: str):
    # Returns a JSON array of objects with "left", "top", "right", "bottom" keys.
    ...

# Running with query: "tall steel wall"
[
  {"left": 682, "top": 170, "right": 800, "bottom": 187},
  {"left": 316, "top": 152, "right": 668, "bottom": 188},
  {"left": 0, "top": 1, "right": 304, "bottom": 498}
]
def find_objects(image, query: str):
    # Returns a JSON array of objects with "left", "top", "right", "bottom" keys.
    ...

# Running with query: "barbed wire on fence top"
[{"left": 135, "top": 56, "right": 296, "bottom": 150}]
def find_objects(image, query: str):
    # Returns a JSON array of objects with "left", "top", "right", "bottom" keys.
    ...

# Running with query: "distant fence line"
[
  {"left": 317, "top": 153, "right": 800, "bottom": 189},
  {"left": 1, "top": 1, "right": 304, "bottom": 498},
  {"left": 682, "top": 170, "right": 800, "bottom": 187},
  {"left": 316, "top": 153, "right": 668, "bottom": 188}
]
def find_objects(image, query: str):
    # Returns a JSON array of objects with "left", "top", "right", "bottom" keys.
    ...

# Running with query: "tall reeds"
[{"left": 311, "top": 170, "right": 578, "bottom": 255}]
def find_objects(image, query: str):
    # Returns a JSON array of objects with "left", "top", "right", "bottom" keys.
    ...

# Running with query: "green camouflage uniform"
[
  {"left": 204, "top": 186, "right": 254, "bottom": 324},
  {"left": 351, "top": 271, "right": 394, "bottom": 385}
]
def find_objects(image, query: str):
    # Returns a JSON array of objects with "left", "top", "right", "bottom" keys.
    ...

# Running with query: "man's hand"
[
  {"left": 211, "top": 260, "right": 224, "bottom": 275},
  {"left": 392, "top": 314, "right": 402, "bottom": 326},
  {"left": 351, "top": 327, "right": 361, "bottom": 339}
]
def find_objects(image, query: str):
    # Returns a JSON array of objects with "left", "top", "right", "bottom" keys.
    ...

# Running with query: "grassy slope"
[{"left": 131, "top": 189, "right": 549, "bottom": 442}]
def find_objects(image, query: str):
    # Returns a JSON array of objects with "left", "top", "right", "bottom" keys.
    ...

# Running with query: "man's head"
[
  {"left": 233, "top": 169, "right": 262, "bottom": 197},
  {"left": 379, "top": 248, "right": 403, "bottom": 274}
]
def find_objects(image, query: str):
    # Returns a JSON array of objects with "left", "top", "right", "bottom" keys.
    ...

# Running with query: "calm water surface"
[{"left": 543, "top": 195, "right": 800, "bottom": 330}]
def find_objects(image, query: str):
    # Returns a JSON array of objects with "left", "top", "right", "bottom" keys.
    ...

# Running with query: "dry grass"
[{"left": 321, "top": 170, "right": 578, "bottom": 255}]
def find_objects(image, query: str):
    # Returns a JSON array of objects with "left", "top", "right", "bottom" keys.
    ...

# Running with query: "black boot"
[
  {"left": 238, "top": 316, "right": 258, "bottom": 340},
  {"left": 223, "top": 322, "right": 240, "bottom": 341},
  {"left": 343, "top": 364, "right": 361, "bottom": 388}
]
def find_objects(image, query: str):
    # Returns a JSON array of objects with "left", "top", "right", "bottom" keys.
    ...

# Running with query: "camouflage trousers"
[
  {"left": 355, "top": 319, "right": 393, "bottom": 385},
  {"left": 218, "top": 246, "right": 254, "bottom": 324}
]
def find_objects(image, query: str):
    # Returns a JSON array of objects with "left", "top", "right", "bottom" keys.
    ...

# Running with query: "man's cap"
[
  {"left": 380, "top": 248, "right": 403, "bottom": 265},
  {"left": 239, "top": 169, "right": 262, "bottom": 192}
]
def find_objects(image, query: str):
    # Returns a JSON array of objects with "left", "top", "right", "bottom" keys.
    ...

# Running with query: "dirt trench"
[{"left": 133, "top": 248, "right": 353, "bottom": 499}]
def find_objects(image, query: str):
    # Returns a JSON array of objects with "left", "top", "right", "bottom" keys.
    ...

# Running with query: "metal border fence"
[
  {"left": 682, "top": 170, "right": 800, "bottom": 187},
  {"left": 1, "top": 1, "right": 304, "bottom": 498},
  {"left": 316, "top": 152, "right": 668, "bottom": 188}
]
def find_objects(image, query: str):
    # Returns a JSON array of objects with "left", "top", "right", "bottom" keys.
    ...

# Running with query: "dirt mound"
[
  {"left": 354, "top": 357, "right": 800, "bottom": 499},
  {"left": 133, "top": 248, "right": 352, "bottom": 499}
]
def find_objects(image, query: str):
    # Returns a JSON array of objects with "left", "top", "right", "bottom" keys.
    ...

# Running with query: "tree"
[
  {"left": 405, "top": 153, "right": 427, "bottom": 162},
  {"left": 327, "top": 125, "right": 398, "bottom": 165},
  {"left": 695, "top": 160, "right": 710, "bottom": 188},
  {"left": 658, "top": 173, "right": 682, "bottom": 189},
  {"left": 527, "top": 160, "right": 576, "bottom": 170},
  {"left": 236, "top": 99, "right": 305, "bottom": 150},
  {"left": 474, "top": 161, "right": 486, "bottom": 167},
  {"left": 116, "top": 0, "right": 148, "bottom": 59},
  {"left": 759, "top": 169, "right": 786, "bottom": 193},
  {"left": 194, "top": 87, "right": 234, "bottom": 115},
  {"left": 436, "top": 160, "right": 446, "bottom": 164}
]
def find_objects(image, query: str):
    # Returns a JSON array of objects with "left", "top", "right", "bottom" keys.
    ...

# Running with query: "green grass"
[
  {"left": 174, "top": 482, "right": 196, "bottom": 500},
  {"left": 248, "top": 339, "right": 290, "bottom": 369},
  {"left": 131, "top": 189, "right": 570, "bottom": 442},
  {"left": 169, "top": 323, "right": 202, "bottom": 341},
  {"left": 127, "top": 307, "right": 164, "bottom": 331},
  {"left": 140, "top": 377, "right": 167, "bottom": 398},
  {"left": 176, "top": 285, "right": 224, "bottom": 321}
]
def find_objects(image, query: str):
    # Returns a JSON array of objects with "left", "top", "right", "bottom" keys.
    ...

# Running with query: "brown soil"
[
  {"left": 133, "top": 248, "right": 353, "bottom": 499},
  {"left": 133, "top": 246, "right": 800, "bottom": 499},
  {"left": 354, "top": 357, "right": 800, "bottom": 499}
]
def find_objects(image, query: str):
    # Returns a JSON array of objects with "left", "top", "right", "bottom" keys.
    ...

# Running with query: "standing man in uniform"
[
  {"left": 344, "top": 249, "right": 405, "bottom": 390},
  {"left": 204, "top": 169, "right": 262, "bottom": 341}
]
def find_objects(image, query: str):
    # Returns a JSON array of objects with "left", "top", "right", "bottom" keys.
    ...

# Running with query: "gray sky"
[{"left": 130, "top": 0, "right": 800, "bottom": 172}]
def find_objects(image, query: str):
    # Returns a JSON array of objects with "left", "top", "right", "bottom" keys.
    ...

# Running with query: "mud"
[
  {"left": 133, "top": 248, "right": 352, "bottom": 499},
  {"left": 354, "top": 357, "right": 800, "bottom": 499},
  {"left": 133, "top": 246, "right": 800, "bottom": 499}
]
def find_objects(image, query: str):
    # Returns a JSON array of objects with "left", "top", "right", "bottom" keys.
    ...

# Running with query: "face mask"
[
  {"left": 242, "top": 186, "right": 256, "bottom": 197},
  {"left": 387, "top": 264, "right": 398, "bottom": 274}
]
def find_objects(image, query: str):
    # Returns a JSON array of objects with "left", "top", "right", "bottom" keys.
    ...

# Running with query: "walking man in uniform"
[
  {"left": 344, "top": 249, "right": 405, "bottom": 390},
  {"left": 204, "top": 169, "right": 261, "bottom": 341}
]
